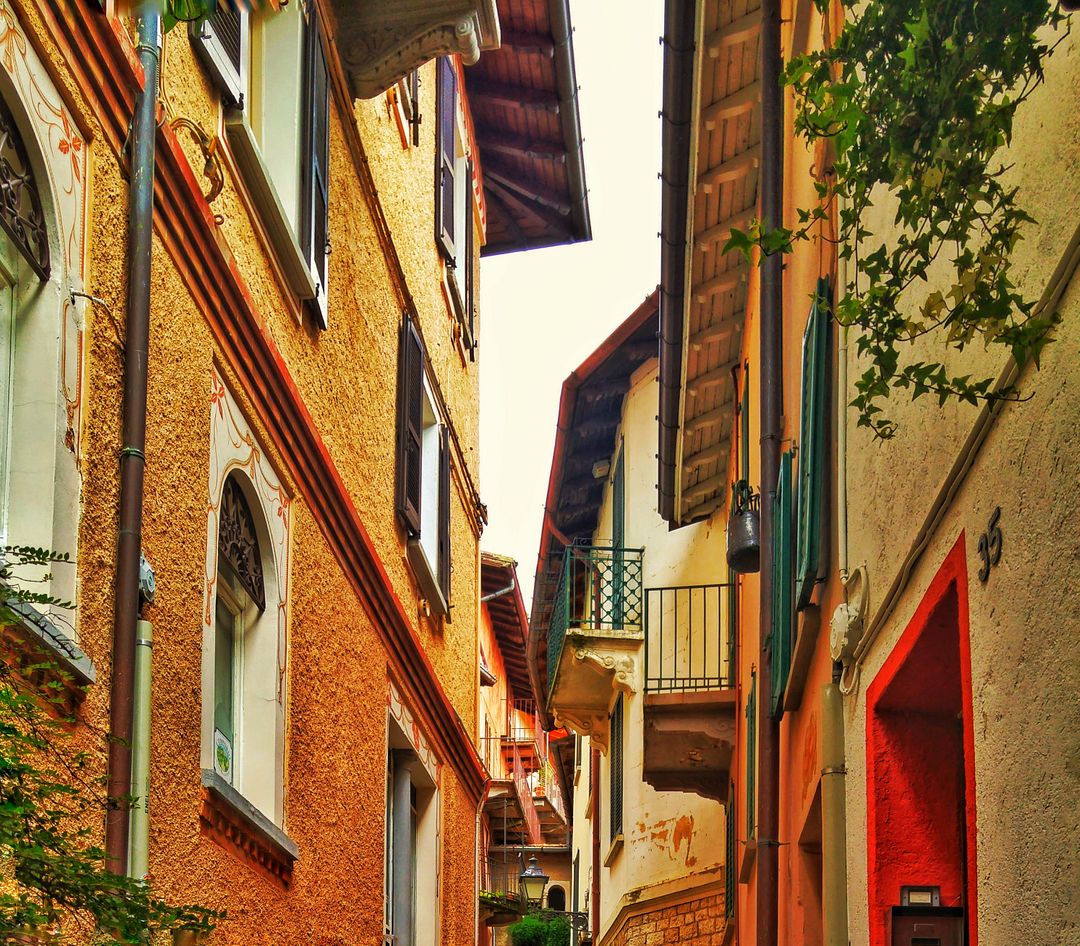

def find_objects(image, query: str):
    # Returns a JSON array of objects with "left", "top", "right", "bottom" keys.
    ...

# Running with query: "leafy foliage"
[
  {"left": 508, "top": 913, "right": 573, "bottom": 946},
  {"left": 727, "top": 0, "right": 1071, "bottom": 436},
  {"left": 0, "top": 547, "right": 221, "bottom": 943}
]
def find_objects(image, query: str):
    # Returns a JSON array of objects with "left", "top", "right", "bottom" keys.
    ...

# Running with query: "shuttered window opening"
[
  {"left": 795, "top": 277, "right": 832, "bottom": 609},
  {"left": 725, "top": 781, "right": 736, "bottom": 919},
  {"left": 300, "top": 5, "right": 331, "bottom": 329},
  {"left": 745, "top": 671, "right": 756, "bottom": 840},
  {"left": 770, "top": 452, "right": 794, "bottom": 718},
  {"left": 612, "top": 445, "right": 626, "bottom": 627},
  {"left": 609, "top": 694, "right": 624, "bottom": 843},
  {"left": 190, "top": 4, "right": 248, "bottom": 108},
  {"left": 435, "top": 58, "right": 457, "bottom": 263},
  {"left": 462, "top": 159, "right": 477, "bottom": 358},
  {"left": 396, "top": 314, "right": 452, "bottom": 615}
]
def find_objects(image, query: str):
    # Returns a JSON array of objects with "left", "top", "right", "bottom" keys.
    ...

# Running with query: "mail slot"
[{"left": 890, "top": 905, "right": 965, "bottom": 946}]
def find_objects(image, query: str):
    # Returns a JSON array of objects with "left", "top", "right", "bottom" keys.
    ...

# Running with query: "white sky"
[{"left": 479, "top": 0, "right": 664, "bottom": 609}]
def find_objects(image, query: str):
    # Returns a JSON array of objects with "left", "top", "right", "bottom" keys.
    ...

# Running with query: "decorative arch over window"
[
  {"left": 219, "top": 473, "right": 266, "bottom": 611},
  {"left": 0, "top": 95, "right": 49, "bottom": 281}
]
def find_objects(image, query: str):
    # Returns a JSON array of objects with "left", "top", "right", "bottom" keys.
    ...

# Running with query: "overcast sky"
[{"left": 479, "top": 0, "right": 664, "bottom": 609}]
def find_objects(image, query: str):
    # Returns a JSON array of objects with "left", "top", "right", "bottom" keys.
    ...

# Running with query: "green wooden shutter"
[
  {"left": 396, "top": 315, "right": 423, "bottom": 535},
  {"left": 610, "top": 694, "right": 624, "bottom": 841},
  {"left": 437, "top": 425, "right": 451, "bottom": 609},
  {"left": 745, "top": 671, "right": 756, "bottom": 840},
  {"left": 770, "top": 451, "right": 794, "bottom": 718},
  {"left": 464, "top": 158, "right": 477, "bottom": 359},
  {"left": 301, "top": 6, "right": 330, "bottom": 329},
  {"left": 725, "top": 781, "right": 736, "bottom": 918},
  {"left": 435, "top": 58, "right": 457, "bottom": 263},
  {"left": 795, "top": 278, "right": 832, "bottom": 609},
  {"left": 612, "top": 447, "right": 625, "bottom": 627}
]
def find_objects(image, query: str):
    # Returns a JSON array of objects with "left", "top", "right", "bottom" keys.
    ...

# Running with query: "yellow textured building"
[{"left": 0, "top": 0, "right": 587, "bottom": 942}]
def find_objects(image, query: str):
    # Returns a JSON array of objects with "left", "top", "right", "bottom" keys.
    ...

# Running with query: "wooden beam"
[
  {"left": 486, "top": 176, "right": 572, "bottom": 238},
  {"left": 682, "top": 494, "right": 726, "bottom": 522},
  {"left": 499, "top": 29, "right": 556, "bottom": 57},
  {"left": 693, "top": 267, "right": 747, "bottom": 304},
  {"left": 706, "top": 10, "right": 762, "bottom": 57},
  {"left": 485, "top": 186, "right": 528, "bottom": 246},
  {"left": 683, "top": 439, "right": 731, "bottom": 474},
  {"left": 687, "top": 357, "right": 740, "bottom": 397},
  {"left": 485, "top": 159, "right": 572, "bottom": 215},
  {"left": 683, "top": 470, "right": 728, "bottom": 501},
  {"left": 475, "top": 128, "right": 566, "bottom": 163},
  {"left": 698, "top": 145, "right": 761, "bottom": 194},
  {"left": 467, "top": 77, "right": 560, "bottom": 113},
  {"left": 702, "top": 82, "right": 760, "bottom": 131},
  {"left": 690, "top": 317, "right": 743, "bottom": 351},
  {"left": 684, "top": 399, "right": 735, "bottom": 434},
  {"left": 697, "top": 209, "right": 755, "bottom": 253}
]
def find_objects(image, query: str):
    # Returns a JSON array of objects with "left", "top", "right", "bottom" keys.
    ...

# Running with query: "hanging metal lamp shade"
[{"left": 727, "top": 480, "right": 761, "bottom": 573}]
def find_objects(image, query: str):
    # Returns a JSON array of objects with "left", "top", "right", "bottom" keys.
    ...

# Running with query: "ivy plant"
[
  {"left": 0, "top": 546, "right": 221, "bottom": 944},
  {"left": 727, "top": 0, "right": 1071, "bottom": 436}
]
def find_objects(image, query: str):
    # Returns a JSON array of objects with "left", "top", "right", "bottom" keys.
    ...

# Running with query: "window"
[
  {"left": 435, "top": 57, "right": 476, "bottom": 356},
  {"left": 394, "top": 70, "right": 422, "bottom": 148},
  {"left": 396, "top": 313, "right": 452, "bottom": 614},
  {"left": 795, "top": 278, "right": 832, "bottom": 610},
  {"left": 208, "top": 473, "right": 285, "bottom": 821},
  {"left": 609, "top": 694, "right": 623, "bottom": 842},
  {"left": 191, "top": 1, "right": 330, "bottom": 327},
  {"left": 547, "top": 885, "right": 566, "bottom": 912},
  {"left": 386, "top": 721, "right": 438, "bottom": 946},
  {"left": 770, "top": 452, "right": 794, "bottom": 718}
]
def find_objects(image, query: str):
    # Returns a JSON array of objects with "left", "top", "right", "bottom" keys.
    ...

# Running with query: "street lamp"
[{"left": 519, "top": 855, "right": 549, "bottom": 907}]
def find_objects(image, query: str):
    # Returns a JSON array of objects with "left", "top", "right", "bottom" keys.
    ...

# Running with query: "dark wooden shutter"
[
  {"left": 190, "top": 4, "right": 247, "bottom": 108},
  {"left": 725, "top": 782, "right": 736, "bottom": 918},
  {"left": 745, "top": 671, "right": 756, "bottom": 840},
  {"left": 437, "top": 425, "right": 452, "bottom": 608},
  {"left": 740, "top": 363, "right": 750, "bottom": 482},
  {"left": 464, "top": 158, "right": 476, "bottom": 357},
  {"left": 609, "top": 694, "right": 623, "bottom": 841},
  {"left": 612, "top": 448, "right": 625, "bottom": 627},
  {"left": 396, "top": 315, "right": 423, "bottom": 536},
  {"left": 795, "top": 278, "right": 832, "bottom": 609},
  {"left": 770, "top": 451, "right": 794, "bottom": 719},
  {"left": 435, "top": 57, "right": 457, "bottom": 263},
  {"left": 301, "top": 6, "right": 330, "bottom": 329}
]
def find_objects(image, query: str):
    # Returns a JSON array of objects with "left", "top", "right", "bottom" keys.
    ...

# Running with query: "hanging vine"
[{"left": 727, "top": 0, "right": 1072, "bottom": 437}]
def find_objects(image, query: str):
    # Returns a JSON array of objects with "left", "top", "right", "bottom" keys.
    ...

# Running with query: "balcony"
[
  {"left": 642, "top": 583, "right": 737, "bottom": 801},
  {"left": 482, "top": 737, "right": 541, "bottom": 846},
  {"left": 546, "top": 544, "right": 643, "bottom": 754}
]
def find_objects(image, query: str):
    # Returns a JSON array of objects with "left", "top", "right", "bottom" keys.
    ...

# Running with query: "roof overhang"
[
  {"left": 466, "top": 0, "right": 591, "bottom": 254},
  {"left": 659, "top": 0, "right": 762, "bottom": 526},
  {"left": 328, "top": 0, "right": 501, "bottom": 99},
  {"left": 481, "top": 552, "right": 536, "bottom": 702}
]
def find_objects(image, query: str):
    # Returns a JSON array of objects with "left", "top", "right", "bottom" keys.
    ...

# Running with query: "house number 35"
[{"left": 976, "top": 507, "right": 1003, "bottom": 583}]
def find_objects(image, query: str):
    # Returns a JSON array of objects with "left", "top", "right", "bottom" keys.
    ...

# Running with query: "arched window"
[
  {"left": 208, "top": 469, "right": 283, "bottom": 823},
  {"left": 548, "top": 884, "right": 566, "bottom": 912}
]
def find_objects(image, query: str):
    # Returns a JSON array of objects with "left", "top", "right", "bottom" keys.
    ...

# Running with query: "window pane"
[{"left": 214, "top": 592, "right": 237, "bottom": 778}]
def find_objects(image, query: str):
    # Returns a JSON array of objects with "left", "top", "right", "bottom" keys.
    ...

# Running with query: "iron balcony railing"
[
  {"left": 547, "top": 543, "right": 645, "bottom": 698},
  {"left": 504, "top": 697, "right": 545, "bottom": 749},
  {"left": 533, "top": 761, "right": 566, "bottom": 821},
  {"left": 644, "top": 583, "right": 735, "bottom": 692}
]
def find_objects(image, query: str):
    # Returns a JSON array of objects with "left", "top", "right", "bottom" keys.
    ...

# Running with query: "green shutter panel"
[
  {"left": 795, "top": 278, "right": 832, "bottom": 609},
  {"left": 464, "top": 158, "right": 477, "bottom": 359},
  {"left": 725, "top": 782, "right": 736, "bottom": 919},
  {"left": 610, "top": 694, "right": 624, "bottom": 842},
  {"left": 396, "top": 315, "right": 423, "bottom": 536},
  {"left": 190, "top": 4, "right": 247, "bottom": 109},
  {"left": 438, "top": 425, "right": 451, "bottom": 608},
  {"left": 435, "top": 58, "right": 457, "bottom": 263},
  {"left": 770, "top": 451, "right": 794, "bottom": 718},
  {"left": 301, "top": 6, "right": 330, "bottom": 329},
  {"left": 745, "top": 671, "right": 756, "bottom": 840}
]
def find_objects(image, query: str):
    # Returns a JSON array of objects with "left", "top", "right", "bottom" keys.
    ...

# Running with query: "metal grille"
[
  {"left": 546, "top": 543, "right": 644, "bottom": 699},
  {"left": 609, "top": 694, "right": 623, "bottom": 842},
  {"left": 0, "top": 96, "right": 49, "bottom": 281},
  {"left": 644, "top": 583, "right": 734, "bottom": 692},
  {"left": 219, "top": 475, "right": 265, "bottom": 611}
]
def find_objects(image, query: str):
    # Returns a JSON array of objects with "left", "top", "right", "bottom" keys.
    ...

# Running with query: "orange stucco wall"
[{"left": 6, "top": 0, "right": 489, "bottom": 939}]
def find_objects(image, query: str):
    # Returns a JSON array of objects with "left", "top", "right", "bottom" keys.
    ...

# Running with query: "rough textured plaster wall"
[
  {"left": 14, "top": 2, "right": 483, "bottom": 938},
  {"left": 844, "top": 26, "right": 1080, "bottom": 945}
]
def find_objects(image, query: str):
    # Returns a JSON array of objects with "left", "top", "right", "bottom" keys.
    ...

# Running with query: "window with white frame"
[
  {"left": 396, "top": 313, "right": 452, "bottom": 615},
  {"left": 208, "top": 471, "right": 283, "bottom": 823},
  {"left": 191, "top": 0, "right": 330, "bottom": 327}
]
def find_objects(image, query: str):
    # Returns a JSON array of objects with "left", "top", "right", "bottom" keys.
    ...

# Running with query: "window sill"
[
  {"left": 223, "top": 112, "right": 318, "bottom": 306},
  {"left": 199, "top": 769, "right": 298, "bottom": 886},
  {"left": 1, "top": 595, "right": 95, "bottom": 707},
  {"left": 603, "top": 832, "right": 624, "bottom": 867},
  {"left": 406, "top": 538, "right": 449, "bottom": 618}
]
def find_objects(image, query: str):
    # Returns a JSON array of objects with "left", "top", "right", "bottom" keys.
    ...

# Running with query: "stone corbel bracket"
[
  {"left": 331, "top": 0, "right": 502, "bottom": 100},
  {"left": 573, "top": 646, "right": 637, "bottom": 696},
  {"left": 553, "top": 708, "right": 611, "bottom": 755}
]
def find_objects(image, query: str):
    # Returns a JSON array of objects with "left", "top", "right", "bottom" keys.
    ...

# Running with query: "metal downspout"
[
  {"left": 757, "top": 0, "right": 783, "bottom": 943},
  {"left": 549, "top": 0, "right": 591, "bottom": 244},
  {"left": 821, "top": 672, "right": 849, "bottom": 946},
  {"left": 128, "top": 619, "right": 153, "bottom": 880},
  {"left": 105, "top": 1, "right": 160, "bottom": 874}
]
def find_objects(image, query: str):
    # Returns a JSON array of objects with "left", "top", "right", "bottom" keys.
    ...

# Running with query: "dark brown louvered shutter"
[
  {"left": 190, "top": 4, "right": 246, "bottom": 108},
  {"left": 396, "top": 315, "right": 423, "bottom": 536},
  {"left": 435, "top": 57, "right": 457, "bottom": 263},
  {"left": 464, "top": 158, "right": 476, "bottom": 358},
  {"left": 437, "top": 425, "right": 451, "bottom": 609},
  {"left": 301, "top": 6, "right": 330, "bottom": 329}
]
